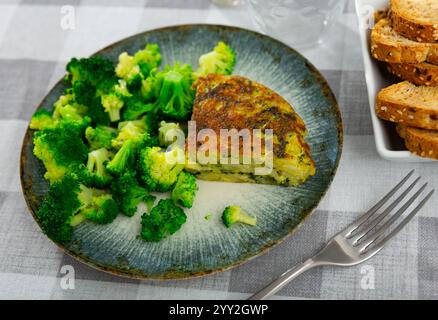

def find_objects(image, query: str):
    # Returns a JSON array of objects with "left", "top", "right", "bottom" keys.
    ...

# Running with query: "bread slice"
[
  {"left": 371, "top": 19, "right": 438, "bottom": 64},
  {"left": 390, "top": 0, "right": 438, "bottom": 43},
  {"left": 387, "top": 62, "right": 438, "bottom": 86},
  {"left": 396, "top": 124, "right": 438, "bottom": 159},
  {"left": 376, "top": 81, "right": 438, "bottom": 130}
]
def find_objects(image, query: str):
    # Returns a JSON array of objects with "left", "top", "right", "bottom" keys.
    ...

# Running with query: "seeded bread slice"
[
  {"left": 376, "top": 81, "right": 438, "bottom": 130},
  {"left": 387, "top": 62, "right": 438, "bottom": 86},
  {"left": 396, "top": 124, "right": 438, "bottom": 159},
  {"left": 371, "top": 19, "right": 438, "bottom": 64},
  {"left": 390, "top": 0, "right": 438, "bottom": 43}
]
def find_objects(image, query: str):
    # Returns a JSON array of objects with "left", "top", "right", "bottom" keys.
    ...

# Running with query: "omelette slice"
[{"left": 185, "top": 74, "right": 315, "bottom": 186}]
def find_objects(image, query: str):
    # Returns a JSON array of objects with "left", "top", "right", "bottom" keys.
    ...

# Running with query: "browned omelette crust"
[{"left": 192, "top": 74, "right": 312, "bottom": 161}]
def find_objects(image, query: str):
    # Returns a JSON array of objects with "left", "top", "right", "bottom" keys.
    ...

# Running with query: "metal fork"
[{"left": 248, "top": 170, "right": 434, "bottom": 300}]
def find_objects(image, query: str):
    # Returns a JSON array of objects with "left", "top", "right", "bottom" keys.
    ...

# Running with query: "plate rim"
[{"left": 20, "top": 23, "right": 344, "bottom": 280}]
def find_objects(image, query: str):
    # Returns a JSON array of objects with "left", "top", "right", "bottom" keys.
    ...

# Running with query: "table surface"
[{"left": 0, "top": 0, "right": 437, "bottom": 300}]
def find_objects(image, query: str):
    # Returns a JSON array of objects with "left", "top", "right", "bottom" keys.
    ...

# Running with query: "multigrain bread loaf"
[
  {"left": 371, "top": 19, "right": 438, "bottom": 64},
  {"left": 376, "top": 81, "right": 438, "bottom": 130},
  {"left": 390, "top": 0, "right": 438, "bottom": 43},
  {"left": 386, "top": 62, "right": 438, "bottom": 86},
  {"left": 396, "top": 124, "right": 438, "bottom": 159}
]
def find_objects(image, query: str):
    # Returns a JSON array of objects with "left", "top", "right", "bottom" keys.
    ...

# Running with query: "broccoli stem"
[{"left": 70, "top": 213, "right": 87, "bottom": 227}]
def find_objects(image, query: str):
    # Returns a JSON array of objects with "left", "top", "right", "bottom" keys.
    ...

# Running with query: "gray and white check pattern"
[{"left": 0, "top": 0, "right": 437, "bottom": 300}]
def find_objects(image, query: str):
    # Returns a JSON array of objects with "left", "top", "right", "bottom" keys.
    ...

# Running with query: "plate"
[
  {"left": 355, "top": 0, "right": 434, "bottom": 162},
  {"left": 20, "top": 24, "right": 343, "bottom": 279}
]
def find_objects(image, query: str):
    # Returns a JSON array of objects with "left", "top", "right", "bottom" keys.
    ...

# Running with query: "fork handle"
[{"left": 247, "top": 259, "right": 318, "bottom": 300}]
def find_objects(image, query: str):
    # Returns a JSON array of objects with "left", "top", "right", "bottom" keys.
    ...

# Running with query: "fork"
[{"left": 248, "top": 170, "right": 434, "bottom": 300}]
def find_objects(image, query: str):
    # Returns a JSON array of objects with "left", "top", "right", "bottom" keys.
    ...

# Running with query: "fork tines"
[{"left": 344, "top": 170, "right": 434, "bottom": 256}]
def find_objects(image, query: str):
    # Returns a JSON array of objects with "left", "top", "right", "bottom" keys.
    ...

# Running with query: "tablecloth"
[{"left": 0, "top": 0, "right": 437, "bottom": 300}]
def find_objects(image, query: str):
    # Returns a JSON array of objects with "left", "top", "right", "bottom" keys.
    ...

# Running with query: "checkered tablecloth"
[{"left": 1, "top": 0, "right": 437, "bottom": 300}]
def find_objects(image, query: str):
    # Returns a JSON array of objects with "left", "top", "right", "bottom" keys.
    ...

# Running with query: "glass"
[{"left": 247, "top": 0, "right": 347, "bottom": 48}]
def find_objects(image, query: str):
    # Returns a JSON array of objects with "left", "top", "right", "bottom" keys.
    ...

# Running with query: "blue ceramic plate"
[{"left": 20, "top": 25, "right": 343, "bottom": 279}]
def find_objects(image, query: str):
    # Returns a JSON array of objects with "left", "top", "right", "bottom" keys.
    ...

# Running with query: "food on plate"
[
  {"left": 376, "top": 81, "right": 438, "bottom": 130},
  {"left": 397, "top": 124, "right": 438, "bottom": 159},
  {"left": 36, "top": 174, "right": 118, "bottom": 243},
  {"left": 371, "top": 18, "right": 438, "bottom": 65},
  {"left": 110, "top": 170, "right": 151, "bottom": 217},
  {"left": 389, "top": 0, "right": 438, "bottom": 43},
  {"left": 140, "top": 199, "right": 187, "bottom": 242},
  {"left": 222, "top": 206, "right": 257, "bottom": 228},
  {"left": 171, "top": 172, "right": 199, "bottom": 208},
  {"left": 386, "top": 62, "right": 438, "bottom": 86},
  {"left": 186, "top": 74, "right": 316, "bottom": 186},
  {"left": 31, "top": 39, "right": 314, "bottom": 243},
  {"left": 371, "top": 0, "right": 438, "bottom": 160}
]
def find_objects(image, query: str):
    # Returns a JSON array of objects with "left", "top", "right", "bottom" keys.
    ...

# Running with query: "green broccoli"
[
  {"left": 100, "top": 80, "right": 131, "bottom": 122},
  {"left": 195, "top": 41, "right": 236, "bottom": 77},
  {"left": 158, "top": 120, "right": 181, "bottom": 147},
  {"left": 115, "top": 43, "right": 161, "bottom": 88},
  {"left": 80, "top": 193, "right": 119, "bottom": 224},
  {"left": 154, "top": 63, "right": 195, "bottom": 120},
  {"left": 144, "top": 195, "right": 156, "bottom": 213},
  {"left": 122, "top": 94, "right": 156, "bottom": 121},
  {"left": 171, "top": 172, "right": 198, "bottom": 208},
  {"left": 106, "top": 139, "right": 137, "bottom": 176},
  {"left": 30, "top": 109, "right": 55, "bottom": 131},
  {"left": 222, "top": 206, "right": 257, "bottom": 228},
  {"left": 140, "top": 72, "right": 159, "bottom": 101},
  {"left": 65, "top": 56, "right": 115, "bottom": 86},
  {"left": 111, "top": 170, "right": 150, "bottom": 217},
  {"left": 79, "top": 148, "right": 113, "bottom": 188},
  {"left": 138, "top": 146, "right": 184, "bottom": 192},
  {"left": 85, "top": 125, "right": 117, "bottom": 150},
  {"left": 33, "top": 122, "right": 88, "bottom": 183},
  {"left": 36, "top": 174, "right": 119, "bottom": 243},
  {"left": 111, "top": 118, "right": 149, "bottom": 150},
  {"left": 52, "top": 92, "right": 91, "bottom": 128},
  {"left": 106, "top": 119, "right": 154, "bottom": 176},
  {"left": 140, "top": 199, "right": 186, "bottom": 242}
]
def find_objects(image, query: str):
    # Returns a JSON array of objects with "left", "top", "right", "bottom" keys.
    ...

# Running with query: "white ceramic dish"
[{"left": 355, "top": 0, "right": 433, "bottom": 162}]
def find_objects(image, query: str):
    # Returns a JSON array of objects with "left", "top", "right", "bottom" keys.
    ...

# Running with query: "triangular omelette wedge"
[{"left": 185, "top": 74, "right": 315, "bottom": 186}]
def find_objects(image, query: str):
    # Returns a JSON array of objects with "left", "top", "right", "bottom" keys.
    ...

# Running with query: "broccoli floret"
[
  {"left": 52, "top": 93, "right": 90, "bottom": 127},
  {"left": 140, "top": 199, "right": 186, "bottom": 242},
  {"left": 138, "top": 146, "right": 184, "bottom": 192},
  {"left": 36, "top": 175, "right": 119, "bottom": 243},
  {"left": 171, "top": 172, "right": 198, "bottom": 208},
  {"left": 195, "top": 41, "right": 236, "bottom": 77},
  {"left": 100, "top": 80, "right": 131, "bottom": 122},
  {"left": 66, "top": 56, "right": 115, "bottom": 86},
  {"left": 140, "top": 72, "right": 159, "bottom": 101},
  {"left": 80, "top": 193, "right": 119, "bottom": 224},
  {"left": 122, "top": 94, "right": 156, "bottom": 121},
  {"left": 30, "top": 109, "right": 55, "bottom": 131},
  {"left": 111, "top": 170, "right": 150, "bottom": 217},
  {"left": 36, "top": 175, "right": 82, "bottom": 242},
  {"left": 116, "top": 44, "right": 161, "bottom": 87},
  {"left": 79, "top": 148, "right": 113, "bottom": 188},
  {"left": 106, "top": 140, "right": 137, "bottom": 176},
  {"left": 134, "top": 43, "right": 161, "bottom": 76},
  {"left": 222, "top": 206, "right": 256, "bottom": 228},
  {"left": 106, "top": 119, "right": 153, "bottom": 175},
  {"left": 71, "top": 80, "right": 95, "bottom": 106},
  {"left": 77, "top": 95, "right": 110, "bottom": 126},
  {"left": 85, "top": 125, "right": 117, "bottom": 150},
  {"left": 33, "top": 122, "right": 88, "bottom": 183},
  {"left": 158, "top": 121, "right": 181, "bottom": 147},
  {"left": 144, "top": 195, "right": 156, "bottom": 213},
  {"left": 111, "top": 118, "right": 149, "bottom": 149},
  {"left": 154, "top": 63, "right": 195, "bottom": 120}
]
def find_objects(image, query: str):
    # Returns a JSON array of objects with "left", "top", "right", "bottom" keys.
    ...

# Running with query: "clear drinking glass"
[{"left": 247, "top": 0, "right": 347, "bottom": 48}]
